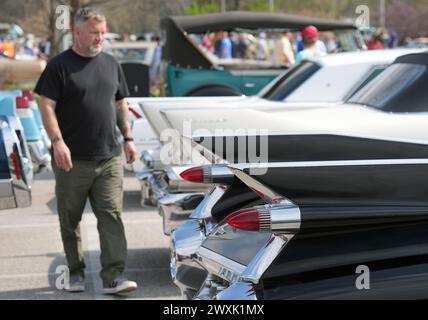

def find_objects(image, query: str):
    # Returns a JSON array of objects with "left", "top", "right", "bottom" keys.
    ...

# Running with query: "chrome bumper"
[
  {"left": 0, "top": 179, "right": 17, "bottom": 210},
  {"left": 170, "top": 219, "right": 207, "bottom": 299},
  {"left": 195, "top": 274, "right": 258, "bottom": 300},
  {"left": 141, "top": 148, "right": 166, "bottom": 171},
  {"left": 159, "top": 192, "right": 205, "bottom": 236},
  {"left": 136, "top": 170, "right": 167, "bottom": 207},
  {"left": 28, "top": 140, "right": 51, "bottom": 173}
]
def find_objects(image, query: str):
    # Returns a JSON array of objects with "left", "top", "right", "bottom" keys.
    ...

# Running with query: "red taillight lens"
[
  {"left": 22, "top": 90, "right": 35, "bottom": 101},
  {"left": 11, "top": 151, "right": 21, "bottom": 180},
  {"left": 180, "top": 166, "right": 205, "bottom": 183},
  {"left": 16, "top": 97, "right": 29, "bottom": 109},
  {"left": 128, "top": 106, "right": 143, "bottom": 119},
  {"left": 226, "top": 207, "right": 270, "bottom": 232},
  {"left": 227, "top": 204, "right": 301, "bottom": 233}
]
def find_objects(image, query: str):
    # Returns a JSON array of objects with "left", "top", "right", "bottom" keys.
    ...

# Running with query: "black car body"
[{"left": 172, "top": 51, "right": 428, "bottom": 299}]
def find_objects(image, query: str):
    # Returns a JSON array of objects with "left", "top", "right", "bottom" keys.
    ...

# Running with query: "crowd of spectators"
[
  {"left": 200, "top": 26, "right": 414, "bottom": 66},
  {"left": 201, "top": 26, "right": 339, "bottom": 66}
]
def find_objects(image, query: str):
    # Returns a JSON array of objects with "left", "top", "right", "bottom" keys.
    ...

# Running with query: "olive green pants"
[{"left": 52, "top": 155, "right": 126, "bottom": 286}]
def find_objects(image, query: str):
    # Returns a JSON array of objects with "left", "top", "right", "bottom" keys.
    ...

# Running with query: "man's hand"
[
  {"left": 53, "top": 140, "right": 73, "bottom": 172},
  {"left": 124, "top": 141, "right": 137, "bottom": 164}
]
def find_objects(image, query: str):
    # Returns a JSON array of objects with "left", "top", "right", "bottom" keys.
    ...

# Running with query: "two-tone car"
[
  {"left": 138, "top": 48, "right": 423, "bottom": 237},
  {"left": 171, "top": 51, "right": 428, "bottom": 299}
]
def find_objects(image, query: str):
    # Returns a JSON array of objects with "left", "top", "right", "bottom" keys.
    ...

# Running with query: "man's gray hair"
[{"left": 74, "top": 7, "right": 106, "bottom": 26}]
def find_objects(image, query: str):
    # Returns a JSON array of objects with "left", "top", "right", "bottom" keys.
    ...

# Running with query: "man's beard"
[{"left": 88, "top": 44, "right": 103, "bottom": 56}]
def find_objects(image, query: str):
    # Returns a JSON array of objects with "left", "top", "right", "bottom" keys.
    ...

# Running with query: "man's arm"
[
  {"left": 116, "top": 99, "right": 137, "bottom": 164},
  {"left": 39, "top": 96, "right": 73, "bottom": 172}
]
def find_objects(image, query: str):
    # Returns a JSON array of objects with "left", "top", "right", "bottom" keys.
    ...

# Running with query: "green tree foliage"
[{"left": 186, "top": 0, "right": 220, "bottom": 15}]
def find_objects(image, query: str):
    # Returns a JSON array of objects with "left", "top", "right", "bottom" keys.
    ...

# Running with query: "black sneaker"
[
  {"left": 65, "top": 275, "right": 85, "bottom": 293},
  {"left": 103, "top": 275, "right": 137, "bottom": 295}
]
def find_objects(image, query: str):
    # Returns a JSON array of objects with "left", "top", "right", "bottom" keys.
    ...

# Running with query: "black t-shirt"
[{"left": 34, "top": 49, "right": 129, "bottom": 160}]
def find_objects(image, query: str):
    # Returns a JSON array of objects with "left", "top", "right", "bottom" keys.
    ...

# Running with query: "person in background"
[
  {"left": 256, "top": 32, "right": 269, "bottom": 60},
  {"left": 202, "top": 33, "right": 214, "bottom": 53},
  {"left": 316, "top": 37, "right": 327, "bottom": 54},
  {"left": 295, "top": 26, "right": 326, "bottom": 64},
  {"left": 150, "top": 35, "right": 163, "bottom": 95},
  {"left": 324, "top": 33, "right": 338, "bottom": 53},
  {"left": 367, "top": 31, "right": 385, "bottom": 50},
  {"left": 235, "top": 33, "right": 249, "bottom": 59},
  {"left": 388, "top": 29, "right": 399, "bottom": 48},
  {"left": 273, "top": 32, "right": 295, "bottom": 66},
  {"left": 219, "top": 31, "right": 232, "bottom": 59}
]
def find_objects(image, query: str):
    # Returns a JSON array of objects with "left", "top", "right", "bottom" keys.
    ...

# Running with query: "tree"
[{"left": 186, "top": 0, "right": 220, "bottom": 15}]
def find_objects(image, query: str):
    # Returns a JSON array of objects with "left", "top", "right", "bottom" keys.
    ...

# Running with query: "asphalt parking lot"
[{"left": 0, "top": 170, "right": 181, "bottom": 300}]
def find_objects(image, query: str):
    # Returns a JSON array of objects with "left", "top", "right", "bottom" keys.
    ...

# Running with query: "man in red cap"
[{"left": 295, "top": 25, "right": 326, "bottom": 64}]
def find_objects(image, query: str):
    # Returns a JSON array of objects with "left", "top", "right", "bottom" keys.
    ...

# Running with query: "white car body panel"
[
  {"left": 170, "top": 104, "right": 428, "bottom": 143},
  {"left": 138, "top": 49, "right": 424, "bottom": 142}
]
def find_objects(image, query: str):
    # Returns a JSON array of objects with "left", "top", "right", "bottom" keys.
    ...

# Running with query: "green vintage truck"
[{"left": 162, "top": 11, "right": 365, "bottom": 97}]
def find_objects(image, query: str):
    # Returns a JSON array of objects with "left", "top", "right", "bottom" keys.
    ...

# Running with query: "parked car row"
[
  {"left": 129, "top": 49, "right": 428, "bottom": 300},
  {"left": 0, "top": 90, "right": 51, "bottom": 210},
  {"left": 129, "top": 48, "right": 423, "bottom": 234},
  {"left": 168, "top": 51, "right": 428, "bottom": 300}
]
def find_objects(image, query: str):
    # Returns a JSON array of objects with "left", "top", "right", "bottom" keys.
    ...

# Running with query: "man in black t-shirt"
[{"left": 35, "top": 7, "right": 138, "bottom": 295}]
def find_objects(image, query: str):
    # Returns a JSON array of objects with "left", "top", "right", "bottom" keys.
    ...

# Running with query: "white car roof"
[
  {"left": 285, "top": 48, "right": 427, "bottom": 103},
  {"left": 312, "top": 48, "right": 427, "bottom": 67}
]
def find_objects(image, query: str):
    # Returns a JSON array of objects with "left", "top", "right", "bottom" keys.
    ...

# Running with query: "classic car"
[
  {"left": 122, "top": 98, "right": 160, "bottom": 173},
  {"left": 0, "top": 115, "right": 33, "bottom": 187},
  {"left": 0, "top": 125, "right": 32, "bottom": 210},
  {"left": 0, "top": 91, "right": 51, "bottom": 173},
  {"left": 137, "top": 48, "right": 422, "bottom": 235},
  {"left": 104, "top": 41, "right": 159, "bottom": 97},
  {"left": 171, "top": 51, "right": 428, "bottom": 299},
  {"left": 0, "top": 56, "right": 46, "bottom": 88},
  {"left": 162, "top": 11, "right": 365, "bottom": 97}
]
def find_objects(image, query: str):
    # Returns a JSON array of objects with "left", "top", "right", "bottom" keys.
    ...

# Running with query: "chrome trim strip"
[
  {"left": 229, "top": 70, "right": 283, "bottom": 77},
  {"left": 241, "top": 233, "right": 294, "bottom": 284},
  {"left": 172, "top": 220, "right": 205, "bottom": 261},
  {"left": 159, "top": 192, "right": 204, "bottom": 207},
  {"left": 135, "top": 170, "right": 154, "bottom": 181},
  {"left": 270, "top": 203, "right": 301, "bottom": 233},
  {"left": 228, "top": 166, "right": 288, "bottom": 204},
  {"left": 229, "top": 158, "right": 428, "bottom": 171},
  {"left": 159, "top": 192, "right": 205, "bottom": 235},
  {"left": 190, "top": 186, "right": 226, "bottom": 220},
  {"left": 191, "top": 131, "right": 428, "bottom": 147},
  {"left": 197, "top": 246, "right": 246, "bottom": 283},
  {"left": 207, "top": 164, "right": 234, "bottom": 183}
]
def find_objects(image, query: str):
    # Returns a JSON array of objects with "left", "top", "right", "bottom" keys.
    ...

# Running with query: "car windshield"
[
  {"left": 348, "top": 63, "right": 428, "bottom": 112},
  {"left": 106, "top": 47, "right": 148, "bottom": 62},
  {"left": 258, "top": 61, "right": 321, "bottom": 101}
]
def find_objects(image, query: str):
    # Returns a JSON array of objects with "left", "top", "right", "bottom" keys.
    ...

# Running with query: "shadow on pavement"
[{"left": 0, "top": 248, "right": 181, "bottom": 300}]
